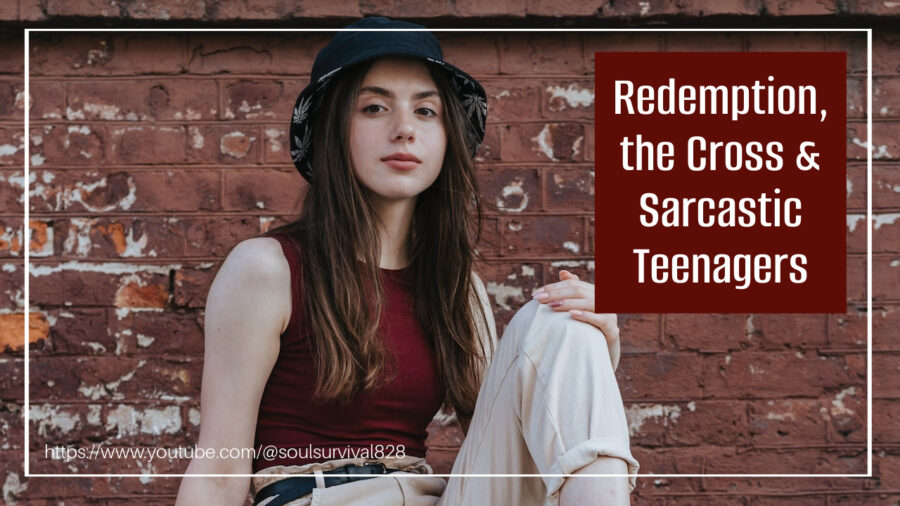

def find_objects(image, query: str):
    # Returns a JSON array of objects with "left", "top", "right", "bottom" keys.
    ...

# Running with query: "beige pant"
[{"left": 252, "top": 300, "right": 639, "bottom": 506}]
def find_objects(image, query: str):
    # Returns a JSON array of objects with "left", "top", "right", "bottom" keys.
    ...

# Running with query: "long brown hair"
[{"left": 262, "top": 57, "right": 490, "bottom": 427}]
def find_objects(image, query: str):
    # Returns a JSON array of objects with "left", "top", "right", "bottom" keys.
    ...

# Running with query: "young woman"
[{"left": 176, "top": 17, "right": 638, "bottom": 506}]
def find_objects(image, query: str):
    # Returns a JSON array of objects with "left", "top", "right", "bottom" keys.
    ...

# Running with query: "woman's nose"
[{"left": 391, "top": 109, "right": 415, "bottom": 142}]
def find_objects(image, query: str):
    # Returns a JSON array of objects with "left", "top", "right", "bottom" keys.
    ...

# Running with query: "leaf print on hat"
[{"left": 292, "top": 96, "right": 312, "bottom": 125}]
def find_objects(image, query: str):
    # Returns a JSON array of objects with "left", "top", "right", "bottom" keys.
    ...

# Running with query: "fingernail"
[
  {"left": 570, "top": 310, "right": 583, "bottom": 316},
  {"left": 533, "top": 292, "right": 549, "bottom": 300},
  {"left": 549, "top": 301, "right": 562, "bottom": 308}
]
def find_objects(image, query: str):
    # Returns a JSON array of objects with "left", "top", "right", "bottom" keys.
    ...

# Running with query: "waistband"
[{"left": 251, "top": 455, "right": 432, "bottom": 497}]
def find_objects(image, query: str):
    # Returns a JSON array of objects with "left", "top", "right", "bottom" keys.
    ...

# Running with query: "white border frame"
[{"left": 22, "top": 27, "right": 873, "bottom": 480}]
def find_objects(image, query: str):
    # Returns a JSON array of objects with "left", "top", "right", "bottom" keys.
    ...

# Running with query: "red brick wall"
[{"left": 0, "top": 7, "right": 898, "bottom": 506}]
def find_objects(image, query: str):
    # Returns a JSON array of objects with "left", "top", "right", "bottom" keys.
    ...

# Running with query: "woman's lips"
[{"left": 383, "top": 159, "right": 419, "bottom": 170}]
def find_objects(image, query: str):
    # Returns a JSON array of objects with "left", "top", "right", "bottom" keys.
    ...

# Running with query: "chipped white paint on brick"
[
  {"left": 63, "top": 217, "right": 95, "bottom": 256},
  {"left": 532, "top": 124, "right": 557, "bottom": 161},
  {"left": 121, "top": 228, "right": 150, "bottom": 258},
  {"left": 745, "top": 314, "right": 755, "bottom": 339},
  {"left": 562, "top": 241, "right": 580, "bottom": 253},
  {"left": 486, "top": 282, "right": 525, "bottom": 311},
  {"left": 0, "top": 227, "right": 20, "bottom": 256},
  {"left": 83, "top": 342, "right": 107, "bottom": 353},
  {"left": 891, "top": 260, "right": 900, "bottom": 268},
  {"left": 847, "top": 214, "right": 865, "bottom": 233},
  {"left": 66, "top": 107, "right": 86, "bottom": 120},
  {"left": 625, "top": 404, "right": 681, "bottom": 437},
  {"left": 497, "top": 179, "right": 528, "bottom": 212},
  {"left": 1, "top": 264, "right": 15, "bottom": 272},
  {"left": 494, "top": 90, "right": 510, "bottom": 99},
  {"left": 80, "top": 361, "right": 145, "bottom": 401},
  {"left": 82, "top": 102, "right": 122, "bottom": 120},
  {"left": 260, "top": 216, "right": 274, "bottom": 232},
  {"left": 175, "top": 108, "right": 202, "bottom": 120},
  {"left": 846, "top": 178, "right": 852, "bottom": 198},
  {"left": 189, "top": 126, "right": 205, "bottom": 150},
  {"left": 29, "top": 404, "right": 81, "bottom": 436},
  {"left": 113, "top": 306, "right": 165, "bottom": 321},
  {"left": 220, "top": 131, "right": 256, "bottom": 158},
  {"left": 3, "top": 471, "right": 27, "bottom": 504},
  {"left": 265, "top": 128, "right": 283, "bottom": 153},
  {"left": 546, "top": 83, "right": 594, "bottom": 109},
  {"left": 137, "top": 333, "right": 155, "bottom": 347},
  {"left": 189, "top": 407, "right": 201, "bottom": 426},
  {"left": 256, "top": 201, "right": 265, "bottom": 209},
  {"left": 874, "top": 213, "right": 900, "bottom": 230},
  {"left": 851, "top": 138, "right": 892, "bottom": 159},
  {"left": 140, "top": 406, "right": 182, "bottom": 435},
  {"left": 0, "top": 145, "right": 19, "bottom": 157},
  {"left": 521, "top": 265, "right": 535, "bottom": 277},
  {"left": 830, "top": 387, "right": 856, "bottom": 417},
  {"left": 749, "top": 364, "right": 765, "bottom": 375},
  {"left": 639, "top": 1, "right": 650, "bottom": 15},
  {"left": 572, "top": 135, "right": 583, "bottom": 159},
  {"left": 507, "top": 221, "right": 522, "bottom": 232},
  {"left": 29, "top": 260, "right": 178, "bottom": 278}
]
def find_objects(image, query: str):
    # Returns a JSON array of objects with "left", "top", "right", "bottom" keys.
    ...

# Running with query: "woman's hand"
[{"left": 531, "top": 270, "right": 621, "bottom": 370}]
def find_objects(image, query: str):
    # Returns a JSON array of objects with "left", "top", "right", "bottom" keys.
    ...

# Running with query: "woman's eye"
[
  {"left": 362, "top": 104, "right": 384, "bottom": 113},
  {"left": 417, "top": 108, "right": 437, "bottom": 117}
]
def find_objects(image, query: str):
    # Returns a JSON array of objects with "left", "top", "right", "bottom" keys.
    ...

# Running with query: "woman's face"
[{"left": 349, "top": 58, "right": 447, "bottom": 206}]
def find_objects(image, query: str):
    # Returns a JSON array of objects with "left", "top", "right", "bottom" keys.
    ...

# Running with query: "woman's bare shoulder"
[{"left": 210, "top": 237, "right": 292, "bottom": 333}]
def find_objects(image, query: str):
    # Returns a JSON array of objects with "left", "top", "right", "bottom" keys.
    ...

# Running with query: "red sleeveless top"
[{"left": 252, "top": 233, "right": 443, "bottom": 472}]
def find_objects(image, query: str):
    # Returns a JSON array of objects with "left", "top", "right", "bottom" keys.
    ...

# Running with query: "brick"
[
  {"left": 827, "top": 32, "right": 872, "bottom": 75},
  {"left": 68, "top": 79, "right": 217, "bottom": 122},
  {"left": 109, "top": 125, "right": 186, "bottom": 164},
  {"left": 30, "top": 80, "right": 65, "bottom": 120},
  {"left": 847, "top": 255, "right": 865, "bottom": 302},
  {"left": 0, "top": 312, "right": 49, "bottom": 352},
  {"left": 478, "top": 167, "right": 540, "bottom": 214},
  {"left": 222, "top": 79, "right": 303, "bottom": 121},
  {"left": 751, "top": 313, "right": 828, "bottom": 349},
  {"left": 873, "top": 213, "right": 900, "bottom": 252},
  {"left": 874, "top": 353, "right": 900, "bottom": 398},
  {"left": 29, "top": 267, "right": 169, "bottom": 307},
  {"left": 847, "top": 121, "right": 900, "bottom": 161},
  {"left": 501, "top": 215, "right": 584, "bottom": 256},
  {"left": 0, "top": 80, "right": 23, "bottom": 121},
  {"left": 0, "top": 219, "right": 23, "bottom": 257},
  {"left": 475, "top": 216, "right": 500, "bottom": 257},
  {"left": 187, "top": 33, "right": 327, "bottom": 75},
  {"left": 223, "top": 168, "right": 305, "bottom": 213},
  {"left": 482, "top": 79, "right": 541, "bottom": 122},
  {"left": 51, "top": 217, "right": 185, "bottom": 259},
  {"left": 828, "top": 305, "right": 896, "bottom": 349},
  {"left": 437, "top": 33, "right": 501, "bottom": 76},
  {"left": 187, "top": 124, "right": 260, "bottom": 165},
  {"left": 34, "top": 124, "right": 104, "bottom": 166},
  {"left": 478, "top": 260, "right": 543, "bottom": 328},
  {"left": 0, "top": 34, "right": 22, "bottom": 74},
  {"left": 545, "top": 167, "right": 593, "bottom": 211},
  {"left": 666, "top": 400, "right": 749, "bottom": 446},
  {"left": 761, "top": 0, "right": 839, "bottom": 15},
  {"left": 747, "top": 398, "right": 828, "bottom": 444},
  {"left": 586, "top": 35, "right": 663, "bottom": 74},
  {"left": 704, "top": 446, "right": 865, "bottom": 475},
  {"left": 24, "top": 169, "right": 219, "bottom": 213},
  {"left": 824, "top": 384, "right": 866, "bottom": 442},
  {"left": 664, "top": 313, "right": 750, "bottom": 352},
  {"left": 679, "top": 0, "right": 762, "bottom": 16},
  {"left": 109, "top": 306, "right": 204, "bottom": 355},
  {"left": 501, "top": 123, "right": 585, "bottom": 163},
  {"left": 30, "top": 34, "right": 186, "bottom": 76},
  {"left": 846, "top": 163, "right": 865, "bottom": 210},
  {"left": 217, "top": 0, "right": 359, "bottom": 18},
  {"left": 702, "top": 352, "right": 858, "bottom": 398},
  {"left": 46, "top": 0, "right": 123, "bottom": 16},
  {"left": 29, "top": 403, "right": 106, "bottom": 445},
  {"left": 30, "top": 356, "right": 200, "bottom": 402},
  {"left": 262, "top": 124, "right": 289, "bottom": 164},
  {"left": 597, "top": 0, "right": 680, "bottom": 18},
  {"left": 0, "top": 127, "right": 24, "bottom": 166},
  {"left": 183, "top": 216, "right": 260, "bottom": 257},
  {"left": 45, "top": 307, "right": 113, "bottom": 355},
  {"left": 583, "top": 122, "right": 594, "bottom": 163},
  {"left": 0, "top": 0, "right": 15, "bottom": 19},
  {"left": 847, "top": 212, "right": 866, "bottom": 253},
  {"left": 375, "top": 0, "right": 453, "bottom": 18},
  {"left": 121, "top": 0, "right": 205, "bottom": 19},
  {"left": 746, "top": 32, "right": 829, "bottom": 51},
  {"left": 526, "top": 0, "right": 599, "bottom": 15},
  {"left": 545, "top": 258, "right": 594, "bottom": 285},
  {"left": 20, "top": 0, "right": 45, "bottom": 21},
  {"left": 541, "top": 80, "right": 593, "bottom": 121},
  {"left": 173, "top": 268, "right": 214, "bottom": 309},
  {"left": 474, "top": 124, "right": 501, "bottom": 163},
  {"left": 664, "top": 33, "right": 745, "bottom": 52},
  {"left": 0, "top": 262, "right": 23, "bottom": 310},
  {"left": 872, "top": 255, "right": 899, "bottom": 301},
  {"left": 874, "top": 164, "right": 900, "bottom": 208},
  {"left": 875, "top": 77, "right": 900, "bottom": 118},
  {"left": 876, "top": 401, "right": 900, "bottom": 443},
  {"left": 847, "top": 77, "right": 866, "bottom": 119},
  {"left": 457, "top": 0, "right": 525, "bottom": 16},
  {"left": 617, "top": 352, "right": 704, "bottom": 400},
  {"left": 500, "top": 34, "right": 585, "bottom": 75}
]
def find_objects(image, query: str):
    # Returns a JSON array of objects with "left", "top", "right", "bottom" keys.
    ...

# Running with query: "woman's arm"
[{"left": 175, "top": 237, "right": 291, "bottom": 506}]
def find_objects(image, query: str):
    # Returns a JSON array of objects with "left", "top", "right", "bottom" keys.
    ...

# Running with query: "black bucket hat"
[{"left": 289, "top": 16, "right": 488, "bottom": 182}]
